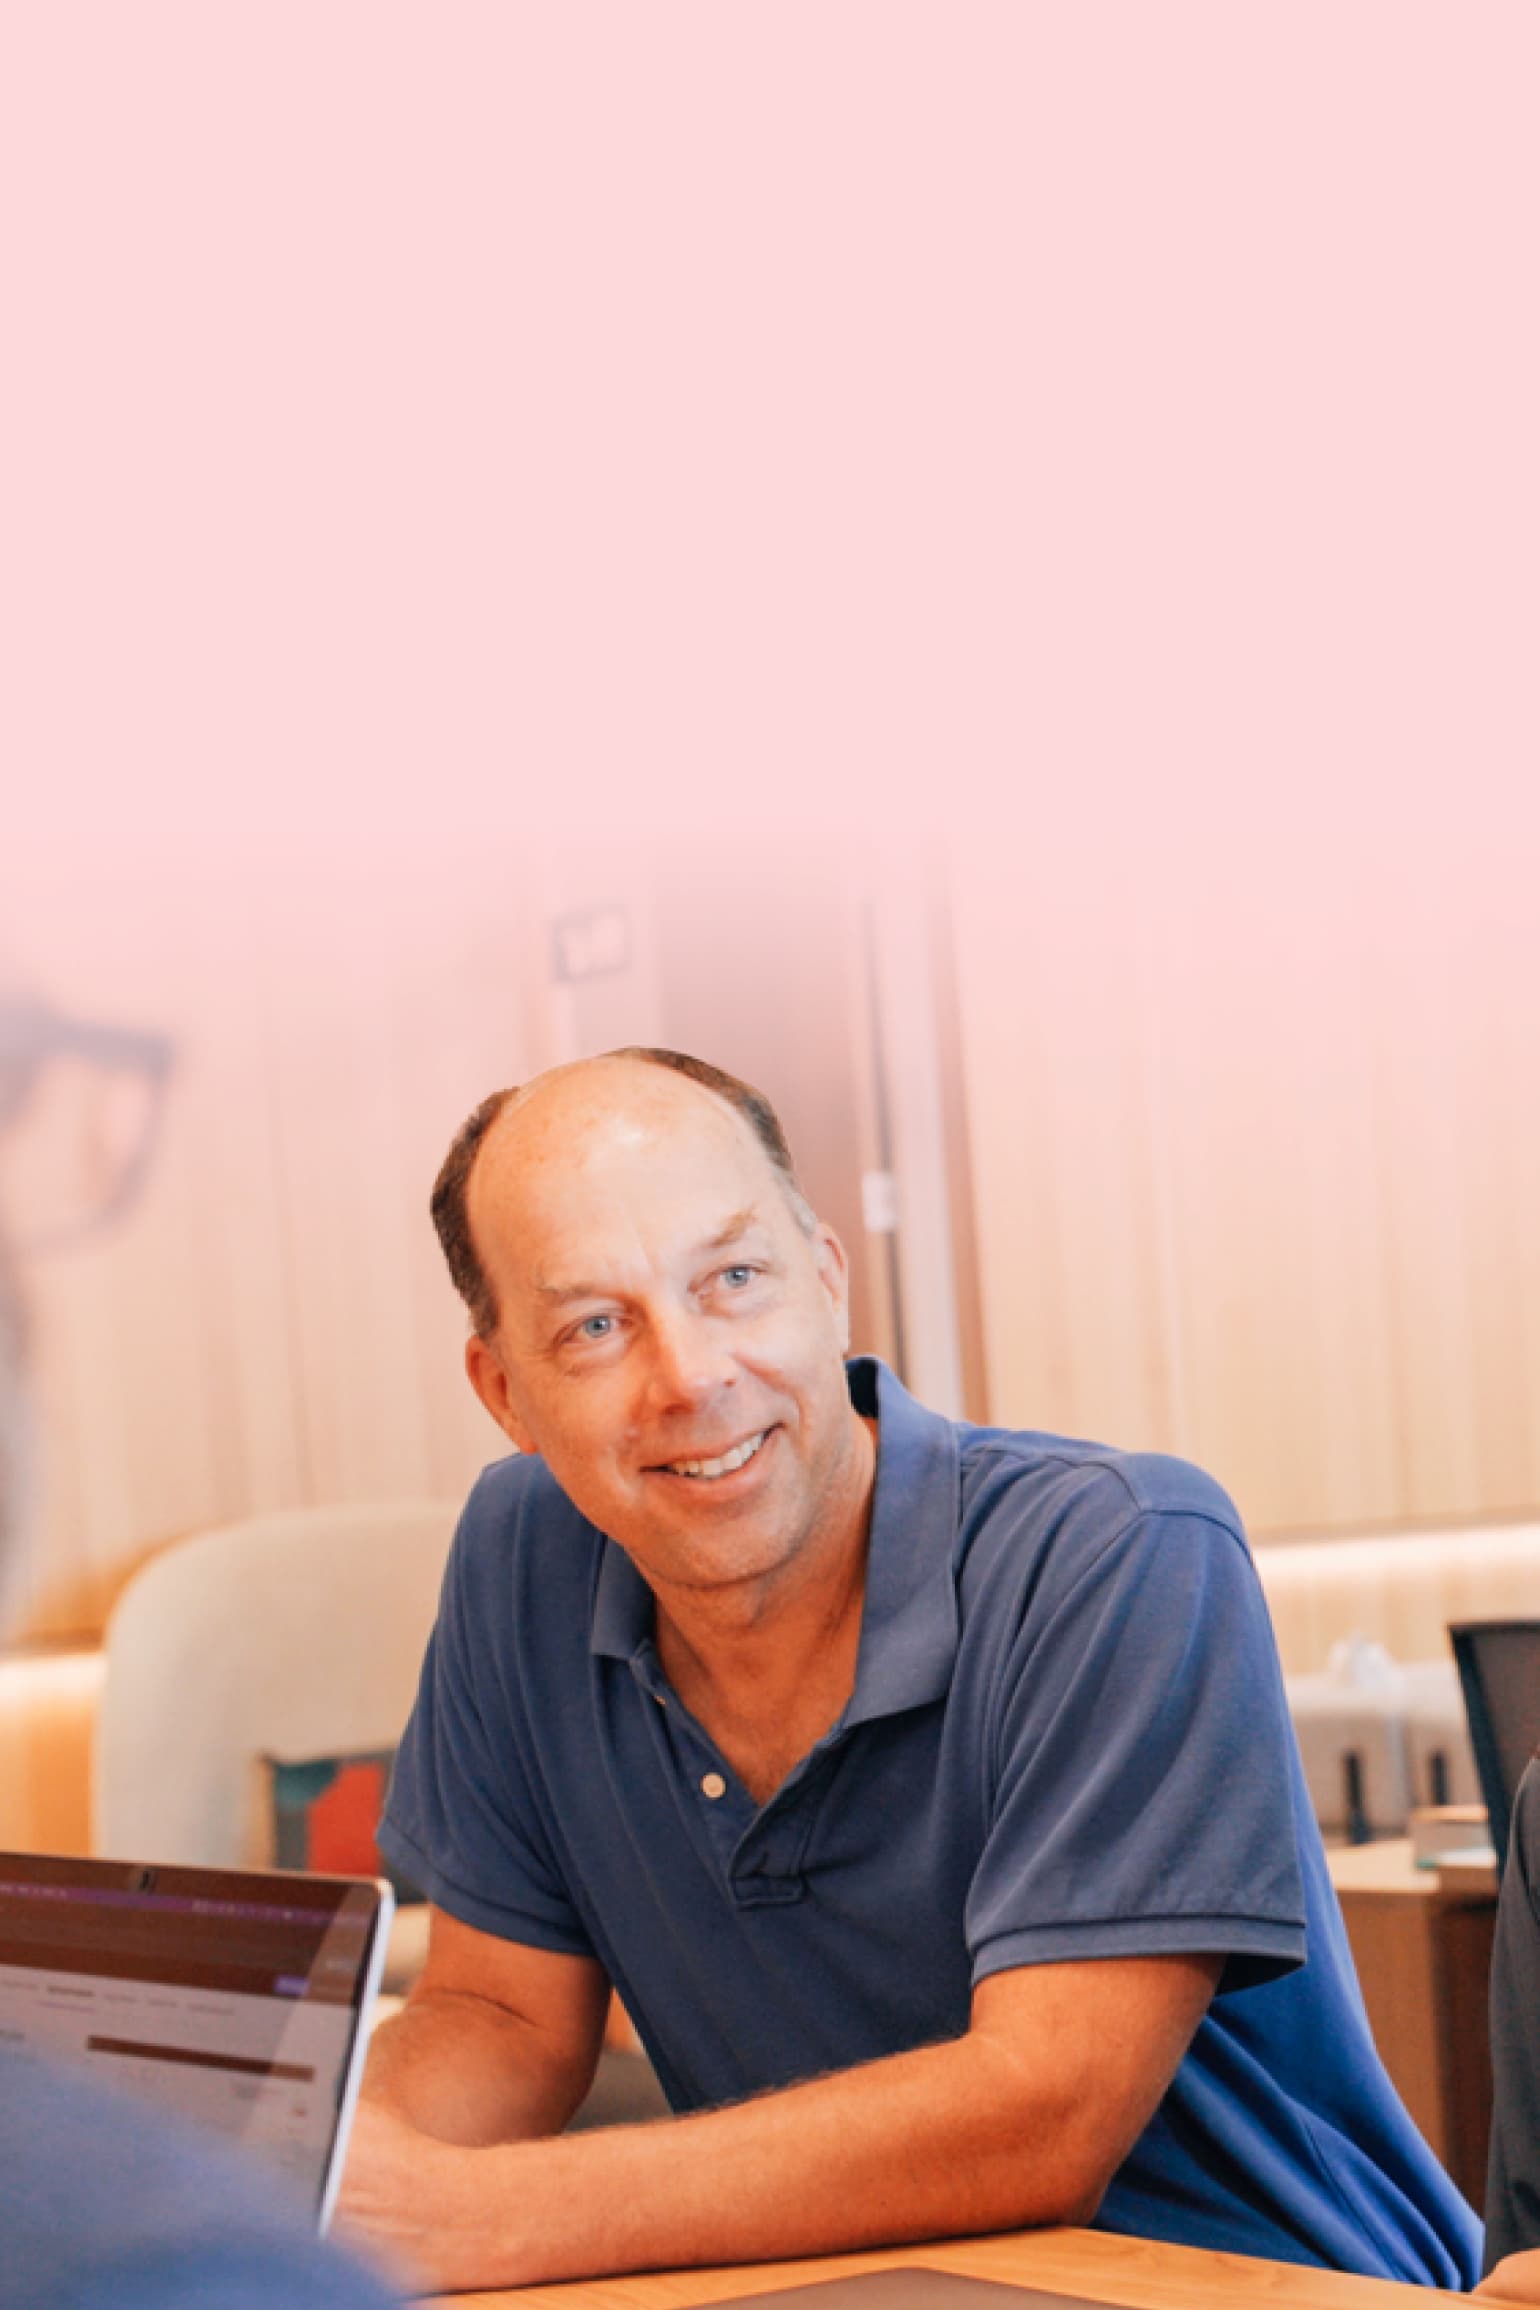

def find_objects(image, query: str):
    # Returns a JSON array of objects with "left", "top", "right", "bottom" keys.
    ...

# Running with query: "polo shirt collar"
[{"left": 589, "top": 1357, "right": 962, "bottom": 1727}]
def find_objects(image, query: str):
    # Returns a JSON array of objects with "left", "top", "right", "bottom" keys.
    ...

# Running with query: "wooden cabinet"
[{"left": 1328, "top": 1839, "right": 1497, "bottom": 2209}]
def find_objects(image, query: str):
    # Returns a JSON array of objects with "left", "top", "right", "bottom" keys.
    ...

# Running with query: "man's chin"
[{"left": 626, "top": 1515, "right": 804, "bottom": 1600}]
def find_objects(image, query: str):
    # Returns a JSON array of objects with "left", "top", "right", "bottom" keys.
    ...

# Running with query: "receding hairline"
[
  {"left": 475, "top": 1067, "right": 826, "bottom": 1247},
  {"left": 485, "top": 1050, "right": 769, "bottom": 1150}
]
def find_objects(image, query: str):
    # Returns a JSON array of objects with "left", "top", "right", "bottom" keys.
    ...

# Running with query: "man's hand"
[{"left": 335, "top": 2099, "right": 509, "bottom": 2297}]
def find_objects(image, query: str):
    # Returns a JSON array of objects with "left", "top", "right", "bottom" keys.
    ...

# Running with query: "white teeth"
[{"left": 666, "top": 1431, "right": 767, "bottom": 1480}]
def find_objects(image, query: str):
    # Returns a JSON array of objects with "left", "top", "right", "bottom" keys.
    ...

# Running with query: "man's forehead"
[
  {"left": 467, "top": 1056, "right": 781, "bottom": 1253},
  {"left": 486, "top": 1055, "right": 760, "bottom": 1176}
]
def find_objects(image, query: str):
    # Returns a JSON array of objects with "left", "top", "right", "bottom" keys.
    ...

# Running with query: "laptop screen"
[{"left": 0, "top": 1850, "right": 390, "bottom": 2226}]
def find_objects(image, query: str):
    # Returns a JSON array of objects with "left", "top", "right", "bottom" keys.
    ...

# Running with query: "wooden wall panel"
[
  {"left": 1146, "top": 876, "right": 1402, "bottom": 1528},
  {"left": 1365, "top": 914, "right": 1483, "bottom": 1519},
  {"left": 949, "top": 861, "right": 1177, "bottom": 1459},
  {"left": 951, "top": 843, "right": 1540, "bottom": 1539}
]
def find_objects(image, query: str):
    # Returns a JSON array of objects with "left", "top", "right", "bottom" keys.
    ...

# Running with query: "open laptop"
[{"left": 0, "top": 1848, "right": 392, "bottom": 2232}]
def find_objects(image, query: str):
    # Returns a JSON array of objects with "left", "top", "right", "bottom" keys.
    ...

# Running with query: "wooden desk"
[
  {"left": 426, "top": 2226, "right": 1463, "bottom": 2310},
  {"left": 1327, "top": 1839, "right": 1498, "bottom": 2206}
]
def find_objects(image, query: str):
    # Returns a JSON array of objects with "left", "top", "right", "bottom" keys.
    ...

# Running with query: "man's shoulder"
[
  {"left": 866, "top": 1362, "right": 1248, "bottom": 1588},
  {"left": 956, "top": 1417, "right": 1246, "bottom": 1543}
]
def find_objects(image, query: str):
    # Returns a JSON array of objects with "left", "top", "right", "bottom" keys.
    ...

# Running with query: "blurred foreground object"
[
  {"left": 0, "top": 994, "right": 173, "bottom": 1252},
  {"left": 0, "top": 985, "right": 401, "bottom": 2307}
]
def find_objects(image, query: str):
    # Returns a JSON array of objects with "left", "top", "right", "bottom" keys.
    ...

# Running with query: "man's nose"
[{"left": 643, "top": 1306, "right": 735, "bottom": 1408}]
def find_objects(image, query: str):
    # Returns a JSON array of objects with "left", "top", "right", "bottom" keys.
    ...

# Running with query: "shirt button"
[{"left": 701, "top": 1772, "right": 727, "bottom": 1800}]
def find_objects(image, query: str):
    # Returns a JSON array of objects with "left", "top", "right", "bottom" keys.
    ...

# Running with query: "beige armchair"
[{"left": 95, "top": 1500, "right": 459, "bottom": 1989}]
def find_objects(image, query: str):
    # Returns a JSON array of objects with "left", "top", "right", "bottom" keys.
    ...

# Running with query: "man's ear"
[
  {"left": 465, "top": 1332, "right": 537, "bottom": 1455},
  {"left": 811, "top": 1223, "right": 852, "bottom": 1352}
]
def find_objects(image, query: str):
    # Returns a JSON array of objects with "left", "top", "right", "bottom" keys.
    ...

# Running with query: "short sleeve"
[
  {"left": 965, "top": 1497, "right": 1307, "bottom": 1993},
  {"left": 378, "top": 1483, "right": 595, "bottom": 1956}
]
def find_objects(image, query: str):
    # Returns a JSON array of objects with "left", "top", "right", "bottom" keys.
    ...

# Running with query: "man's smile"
[{"left": 652, "top": 1427, "right": 773, "bottom": 1481}]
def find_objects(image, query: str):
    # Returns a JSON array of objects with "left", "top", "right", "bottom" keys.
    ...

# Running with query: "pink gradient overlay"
[{"left": 1, "top": 5, "right": 1534, "bottom": 887}]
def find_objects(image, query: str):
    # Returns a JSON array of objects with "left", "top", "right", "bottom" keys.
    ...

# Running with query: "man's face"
[{"left": 463, "top": 1062, "right": 868, "bottom": 1605}]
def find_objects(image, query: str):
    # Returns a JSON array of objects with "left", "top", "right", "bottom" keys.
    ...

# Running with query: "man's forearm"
[
  {"left": 364, "top": 1988, "right": 596, "bottom": 2145},
  {"left": 394, "top": 2026, "right": 1115, "bottom": 2292},
  {"left": 343, "top": 1952, "right": 1218, "bottom": 2296}
]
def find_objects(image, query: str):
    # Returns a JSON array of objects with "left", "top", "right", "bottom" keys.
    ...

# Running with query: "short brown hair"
[
  {"left": 429, "top": 1087, "right": 517, "bottom": 1336},
  {"left": 429, "top": 1048, "right": 811, "bottom": 1337}
]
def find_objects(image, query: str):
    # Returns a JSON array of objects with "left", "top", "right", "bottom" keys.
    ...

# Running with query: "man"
[
  {"left": 343, "top": 1046, "right": 1479, "bottom": 2295},
  {"left": 0, "top": 990, "right": 398, "bottom": 2310}
]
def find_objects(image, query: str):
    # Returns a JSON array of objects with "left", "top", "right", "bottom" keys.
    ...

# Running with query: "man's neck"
[{"left": 651, "top": 1411, "right": 878, "bottom": 1804}]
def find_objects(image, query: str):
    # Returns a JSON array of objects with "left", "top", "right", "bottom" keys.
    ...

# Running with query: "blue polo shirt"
[{"left": 381, "top": 1359, "right": 1478, "bottom": 2285}]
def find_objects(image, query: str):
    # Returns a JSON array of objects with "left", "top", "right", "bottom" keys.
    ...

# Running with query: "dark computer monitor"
[{"left": 1449, "top": 1620, "right": 1540, "bottom": 1875}]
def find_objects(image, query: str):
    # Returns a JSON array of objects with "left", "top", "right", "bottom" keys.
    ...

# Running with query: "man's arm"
[
  {"left": 340, "top": 1938, "right": 1222, "bottom": 2296},
  {"left": 362, "top": 1905, "right": 611, "bottom": 2144}
]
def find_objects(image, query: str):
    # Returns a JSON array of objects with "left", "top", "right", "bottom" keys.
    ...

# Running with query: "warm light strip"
[{"left": 0, "top": 1648, "right": 106, "bottom": 1852}]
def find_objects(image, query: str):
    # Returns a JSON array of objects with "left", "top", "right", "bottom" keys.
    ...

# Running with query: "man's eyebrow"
[
  {"left": 531, "top": 1210, "right": 767, "bottom": 1306},
  {"left": 702, "top": 1208, "right": 762, "bottom": 1252},
  {"left": 532, "top": 1272, "right": 613, "bottom": 1308}
]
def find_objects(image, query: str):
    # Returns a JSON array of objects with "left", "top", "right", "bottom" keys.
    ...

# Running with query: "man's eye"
[
  {"left": 720, "top": 1265, "right": 756, "bottom": 1290},
  {"left": 575, "top": 1314, "right": 614, "bottom": 1341}
]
